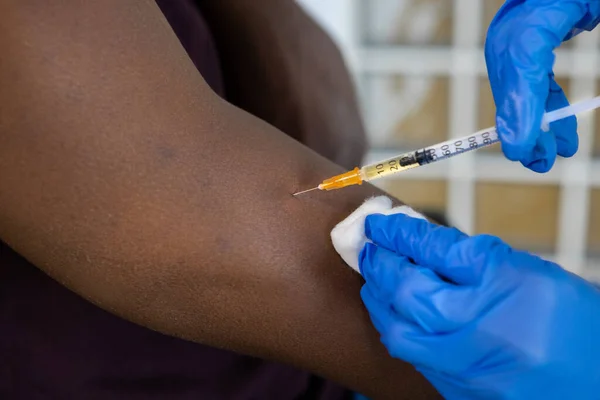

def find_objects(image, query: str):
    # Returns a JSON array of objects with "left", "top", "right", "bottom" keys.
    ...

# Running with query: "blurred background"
[{"left": 297, "top": 0, "right": 600, "bottom": 280}]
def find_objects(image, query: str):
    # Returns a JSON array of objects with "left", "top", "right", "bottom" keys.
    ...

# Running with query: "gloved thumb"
[{"left": 365, "top": 214, "right": 481, "bottom": 285}]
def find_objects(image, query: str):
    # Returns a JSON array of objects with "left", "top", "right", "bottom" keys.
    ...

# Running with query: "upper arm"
[
  {"left": 196, "top": 0, "right": 367, "bottom": 168},
  {"left": 0, "top": 2, "right": 437, "bottom": 398}
]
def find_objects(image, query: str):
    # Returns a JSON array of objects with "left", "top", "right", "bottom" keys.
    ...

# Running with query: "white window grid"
[{"left": 298, "top": 0, "right": 600, "bottom": 280}]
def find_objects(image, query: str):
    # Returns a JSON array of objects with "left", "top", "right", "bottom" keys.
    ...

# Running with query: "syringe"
[{"left": 293, "top": 95, "right": 600, "bottom": 195}]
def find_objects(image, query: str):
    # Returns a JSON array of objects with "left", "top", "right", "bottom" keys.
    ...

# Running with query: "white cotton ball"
[{"left": 330, "top": 196, "right": 426, "bottom": 274}]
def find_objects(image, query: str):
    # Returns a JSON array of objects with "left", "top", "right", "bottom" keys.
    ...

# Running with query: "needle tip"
[{"left": 293, "top": 186, "right": 319, "bottom": 196}]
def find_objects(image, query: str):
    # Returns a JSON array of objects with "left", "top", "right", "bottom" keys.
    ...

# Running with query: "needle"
[{"left": 292, "top": 186, "right": 319, "bottom": 196}]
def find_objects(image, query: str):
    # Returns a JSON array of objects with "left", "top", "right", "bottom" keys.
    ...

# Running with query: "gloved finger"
[
  {"left": 359, "top": 241, "right": 413, "bottom": 283},
  {"left": 485, "top": 2, "right": 587, "bottom": 166},
  {"left": 364, "top": 214, "right": 479, "bottom": 285},
  {"left": 362, "top": 286, "right": 476, "bottom": 371},
  {"left": 518, "top": 120, "right": 557, "bottom": 173},
  {"left": 360, "top": 243, "right": 448, "bottom": 329},
  {"left": 494, "top": 64, "right": 548, "bottom": 164},
  {"left": 361, "top": 243, "right": 486, "bottom": 333},
  {"left": 360, "top": 285, "right": 431, "bottom": 365},
  {"left": 569, "top": 2, "right": 600, "bottom": 35},
  {"left": 546, "top": 77, "right": 578, "bottom": 158},
  {"left": 360, "top": 284, "right": 393, "bottom": 336},
  {"left": 520, "top": 76, "right": 579, "bottom": 171}
]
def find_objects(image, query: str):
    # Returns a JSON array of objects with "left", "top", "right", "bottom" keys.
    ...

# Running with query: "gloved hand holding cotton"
[
  {"left": 330, "top": 196, "right": 426, "bottom": 274},
  {"left": 331, "top": 197, "right": 600, "bottom": 400}
]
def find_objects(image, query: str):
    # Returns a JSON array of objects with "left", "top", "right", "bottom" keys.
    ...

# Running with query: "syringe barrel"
[
  {"left": 360, "top": 127, "right": 501, "bottom": 183},
  {"left": 421, "top": 127, "right": 500, "bottom": 164}
]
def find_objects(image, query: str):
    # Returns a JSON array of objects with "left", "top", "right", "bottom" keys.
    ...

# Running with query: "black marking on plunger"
[
  {"left": 400, "top": 149, "right": 436, "bottom": 167},
  {"left": 415, "top": 150, "right": 428, "bottom": 165},
  {"left": 399, "top": 154, "right": 416, "bottom": 166},
  {"left": 420, "top": 149, "right": 436, "bottom": 165}
]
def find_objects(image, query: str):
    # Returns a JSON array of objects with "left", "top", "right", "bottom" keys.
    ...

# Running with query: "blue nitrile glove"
[
  {"left": 359, "top": 213, "right": 600, "bottom": 400},
  {"left": 485, "top": 0, "right": 600, "bottom": 172}
]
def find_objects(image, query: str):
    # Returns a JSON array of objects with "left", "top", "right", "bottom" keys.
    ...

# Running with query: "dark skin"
[
  {"left": 0, "top": 1, "right": 439, "bottom": 399},
  {"left": 196, "top": 0, "right": 367, "bottom": 168}
]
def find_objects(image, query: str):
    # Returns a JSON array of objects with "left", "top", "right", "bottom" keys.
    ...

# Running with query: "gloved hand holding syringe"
[{"left": 293, "top": 95, "right": 600, "bottom": 196}]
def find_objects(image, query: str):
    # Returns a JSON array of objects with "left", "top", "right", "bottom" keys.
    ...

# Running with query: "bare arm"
[{"left": 0, "top": 1, "right": 437, "bottom": 398}]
